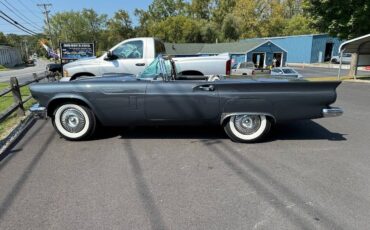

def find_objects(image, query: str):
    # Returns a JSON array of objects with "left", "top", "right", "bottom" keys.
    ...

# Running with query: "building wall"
[
  {"left": 246, "top": 42, "right": 287, "bottom": 67},
  {"left": 266, "top": 35, "right": 313, "bottom": 63},
  {"left": 310, "top": 35, "right": 342, "bottom": 63},
  {"left": 0, "top": 46, "right": 23, "bottom": 67},
  {"left": 242, "top": 34, "right": 344, "bottom": 64}
]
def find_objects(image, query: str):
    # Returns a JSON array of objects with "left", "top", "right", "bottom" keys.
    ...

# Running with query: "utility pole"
[{"left": 37, "top": 3, "right": 53, "bottom": 49}]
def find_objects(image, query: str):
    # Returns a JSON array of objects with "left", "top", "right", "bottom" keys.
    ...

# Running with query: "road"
[
  {"left": 0, "top": 59, "right": 50, "bottom": 83},
  {"left": 0, "top": 82, "right": 369, "bottom": 229}
]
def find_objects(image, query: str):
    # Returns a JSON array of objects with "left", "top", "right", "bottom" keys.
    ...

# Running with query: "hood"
[{"left": 63, "top": 56, "right": 100, "bottom": 68}]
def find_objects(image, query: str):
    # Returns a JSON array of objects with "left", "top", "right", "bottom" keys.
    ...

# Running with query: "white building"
[{"left": 0, "top": 45, "right": 23, "bottom": 67}]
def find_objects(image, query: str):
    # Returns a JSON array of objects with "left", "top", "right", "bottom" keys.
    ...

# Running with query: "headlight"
[{"left": 63, "top": 70, "right": 69, "bottom": 77}]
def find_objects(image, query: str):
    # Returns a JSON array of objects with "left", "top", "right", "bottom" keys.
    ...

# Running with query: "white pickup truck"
[{"left": 62, "top": 37, "right": 231, "bottom": 80}]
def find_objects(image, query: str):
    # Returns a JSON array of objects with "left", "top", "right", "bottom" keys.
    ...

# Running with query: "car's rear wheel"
[
  {"left": 224, "top": 114, "right": 271, "bottom": 143},
  {"left": 52, "top": 104, "right": 96, "bottom": 141}
]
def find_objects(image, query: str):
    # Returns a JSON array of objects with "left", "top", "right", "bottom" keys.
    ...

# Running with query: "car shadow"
[
  {"left": 90, "top": 120, "right": 346, "bottom": 142},
  {"left": 268, "top": 120, "right": 347, "bottom": 142},
  {"left": 90, "top": 125, "right": 228, "bottom": 140}
]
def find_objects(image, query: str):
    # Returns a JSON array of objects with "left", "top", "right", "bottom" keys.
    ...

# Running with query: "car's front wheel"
[
  {"left": 53, "top": 103, "right": 96, "bottom": 141},
  {"left": 224, "top": 114, "right": 271, "bottom": 143}
]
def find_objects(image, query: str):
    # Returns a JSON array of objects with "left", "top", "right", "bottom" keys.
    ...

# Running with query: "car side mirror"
[{"left": 105, "top": 51, "right": 118, "bottom": 61}]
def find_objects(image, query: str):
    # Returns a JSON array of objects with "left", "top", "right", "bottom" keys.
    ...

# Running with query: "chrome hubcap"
[
  {"left": 60, "top": 108, "right": 85, "bottom": 133},
  {"left": 234, "top": 115, "right": 261, "bottom": 135}
]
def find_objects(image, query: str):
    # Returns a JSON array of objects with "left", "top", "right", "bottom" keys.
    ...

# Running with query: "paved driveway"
[
  {"left": 0, "top": 59, "right": 50, "bottom": 83},
  {"left": 0, "top": 82, "right": 369, "bottom": 230}
]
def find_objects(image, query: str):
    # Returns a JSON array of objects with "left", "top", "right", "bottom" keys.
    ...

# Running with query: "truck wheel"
[
  {"left": 53, "top": 104, "right": 96, "bottom": 141},
  {"left": 224, "top": 114, "right": 271, "bottom": 143}
]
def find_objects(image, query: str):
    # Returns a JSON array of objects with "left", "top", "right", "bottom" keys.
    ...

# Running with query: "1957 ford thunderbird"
[{"left": 30, "top": 56, "right": 343, "bottom": 143}]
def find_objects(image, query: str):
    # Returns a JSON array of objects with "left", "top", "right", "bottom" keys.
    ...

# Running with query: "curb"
[
  {"left": 0, "top": 114, "right": 36, "bottom": 159},
  {"left": 344, "top": 79, "right": 370, "bottom": 84}
]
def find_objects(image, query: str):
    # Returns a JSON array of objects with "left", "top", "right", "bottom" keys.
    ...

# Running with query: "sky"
[{"left": 0, "top": 0, "right": 152, "bottom": 35}]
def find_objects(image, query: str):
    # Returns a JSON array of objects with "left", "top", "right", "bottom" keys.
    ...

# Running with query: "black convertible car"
[{"left": 30, "top": 56, "right": 343, "bottom": 143}]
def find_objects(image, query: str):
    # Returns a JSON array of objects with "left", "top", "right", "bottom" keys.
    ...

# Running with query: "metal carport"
[{"left": 338, "top": 34, "right": 370, "bottom": 79}]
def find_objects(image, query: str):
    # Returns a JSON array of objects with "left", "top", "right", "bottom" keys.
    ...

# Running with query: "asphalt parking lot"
[
  {"left": 0, "top": 82, "right": 369, "bottom": 229},
  {"left": 295, "top": 66, "right": 369, "bottom": 78}
]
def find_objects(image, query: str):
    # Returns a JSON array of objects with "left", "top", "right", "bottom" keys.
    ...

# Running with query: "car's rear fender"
[{"left": 221, "top": 98, "right": 276, "bottom": 125}]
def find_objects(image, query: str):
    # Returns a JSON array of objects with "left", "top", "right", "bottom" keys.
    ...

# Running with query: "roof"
[
  {"left": 339, "top": 34, "right": 370, "bottom": 54},
  {"left": 164, "top": 40, "right": 284, "bottom": 55},
  {"left": 201, "top": 40, "right": 264, "bottom": 54}
]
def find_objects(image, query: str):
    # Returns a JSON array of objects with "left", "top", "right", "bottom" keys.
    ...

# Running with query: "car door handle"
[
  {"left": 135, "top": 63, "right": 145, "bottom": 66},
  {"left": 197, "top": 85, "right": 215, "bottom": 91}
]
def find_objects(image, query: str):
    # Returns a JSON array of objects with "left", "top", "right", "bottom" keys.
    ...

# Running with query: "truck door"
[{"left": 103, "top": 40, "right": 148, "bottom": 75}]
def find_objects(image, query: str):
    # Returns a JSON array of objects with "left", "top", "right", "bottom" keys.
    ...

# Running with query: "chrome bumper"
[
  {"left": 29, "top": 103, "right": 47, "bottom": 119},
  {"left": 323, "top": 107, "right": 343, "bottom": 118}
]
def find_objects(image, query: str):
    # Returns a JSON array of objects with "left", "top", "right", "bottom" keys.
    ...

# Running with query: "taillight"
[{"left": 226, "top": 60, "right": 231, "bottom": 75}]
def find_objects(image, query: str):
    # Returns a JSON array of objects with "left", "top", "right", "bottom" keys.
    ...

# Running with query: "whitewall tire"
[
  {"left": 224, "top": 114, "right": 271, "bottom": 143},
  {"left": 53, "top": 104, "right": 96, "bottom": 141}
]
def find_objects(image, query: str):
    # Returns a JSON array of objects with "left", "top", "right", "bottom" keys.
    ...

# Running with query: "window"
[
  {"left": 155, "top": 40, "right": 166, "bottom": 57},
  {"left": 272, "top": 69, "right": 282, "bottom": 73},
  {"left": 282, "top": 69, "right": 296, "bottom": 74},
  {"left": 112, "top": 40, "right": 143, "bottom": 59}
]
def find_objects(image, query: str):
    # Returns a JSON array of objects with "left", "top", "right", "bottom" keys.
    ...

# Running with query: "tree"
[
  {"left": 148, "top": 15, "right": 203, "bottom": 42},
  {"left": 147, "top": 0, "right": 187, "bottom": 20},
  {"left": 233, "top": 0, "right": 261, "bottom": 38},
  {"left": 305, "top": 0, "right": 370, "bottom": 39},
  {"left": 221, "top": 14, "right": 239, "bottom": 41},
  {"left": 105, "top": 10, "right": 134, "bottom": 48},
  {"left": 188, "top": 0, "right": 213, "bottom": 19},
  {"left": 81, "top": 9, "right": 107, "bottom": 49},
  {"left": 212, "top": 0, "right": 236, "bottom": 25},
  {"left": 283, "top": 14, "right": 317, "bottom": 36},
  {"left": 0, "top": 32, "right": 8, "bottom": 44},
  {"left": 200, "top": 21, "right": 219, "bottom": 42},
  {"left": 48, "top": 9, "right": 107, "bottom": 48}
]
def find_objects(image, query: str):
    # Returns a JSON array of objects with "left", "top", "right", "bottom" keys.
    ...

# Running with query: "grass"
[
  {"left": 0, "top": 82, "right": 35, "bottom": 139},
  {"left": 0, "top": 65, "right": 7, "bottom": 71}
]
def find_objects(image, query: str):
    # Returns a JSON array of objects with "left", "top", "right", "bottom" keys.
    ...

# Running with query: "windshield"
[
  {"left": 139, "top": 56, "right": 173, "bottom": 79},
  {"left": 282, "top": 68, "right": 296, "bottom": 74}
]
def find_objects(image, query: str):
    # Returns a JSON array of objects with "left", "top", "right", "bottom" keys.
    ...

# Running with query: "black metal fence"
[{"left": 0, "top": 72, "right": 50, "bottom": 123}]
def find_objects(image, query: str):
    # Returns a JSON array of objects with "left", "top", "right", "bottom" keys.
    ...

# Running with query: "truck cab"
[{"left": 63, "top": 38, "right": 164, "bottom": 80}]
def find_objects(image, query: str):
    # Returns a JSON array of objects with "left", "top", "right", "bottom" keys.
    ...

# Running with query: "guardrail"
[{"left": 0, "top": 72, "right": 51, "bottom": 123}]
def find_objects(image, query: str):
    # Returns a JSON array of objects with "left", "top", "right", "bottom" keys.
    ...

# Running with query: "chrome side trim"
[
  {"left": 322, "top": 107, "right": 343, "bottom": 118},
  {"left": 221, "top": 112, "right": 276, "bottom": 125},
  {"left": 29, "top": 103, "right": 47, "bottom": 119}
]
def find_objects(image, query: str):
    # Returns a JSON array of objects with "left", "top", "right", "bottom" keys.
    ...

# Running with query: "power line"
[
  {"left": 16, "top": 0, "right": 44, "bottom": 21},
  {"left": 0, "top": 0, "right": 43, "bottom": 32},
  {"left": 0, "top": 13, "right": 36, "bottom": 35},
  {"left": 0, "top": 10, "right": 39, "bottom": 35}
]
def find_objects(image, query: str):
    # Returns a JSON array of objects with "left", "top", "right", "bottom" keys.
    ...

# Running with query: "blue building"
[
  {"left": 241, "top": 34, "right": 343, "bottom": 64},
  {"left": 165, "top": 40, "right": 287, "bottom": 68}
]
